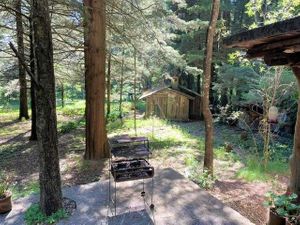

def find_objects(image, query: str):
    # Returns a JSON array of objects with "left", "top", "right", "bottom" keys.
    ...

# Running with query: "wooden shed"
[{"left": 140, "top": 86, "right": 201, "bottom": 121}]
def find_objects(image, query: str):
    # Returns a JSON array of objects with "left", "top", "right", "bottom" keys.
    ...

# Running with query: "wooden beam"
[
  {"left": 264, "top": 52, "right": 300, "bottom": 66},
  {"left": 223, "top": 16, "right": 300, "bottom": 49},
  {"left": 247, "top": 37, "right": 300, "bottom": 58}
]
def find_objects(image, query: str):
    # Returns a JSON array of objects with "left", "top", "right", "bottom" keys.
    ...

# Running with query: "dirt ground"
[{"left": 0, "top": 113, "right": 289, "bottom": 225}]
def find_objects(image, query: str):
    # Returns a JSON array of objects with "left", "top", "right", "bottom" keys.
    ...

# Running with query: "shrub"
[
  {"left": 0, "top": 174, "right": 10, "bottom": 199},
  {"left": 25, "top": 204, "right": 68, "bottom": 225}
]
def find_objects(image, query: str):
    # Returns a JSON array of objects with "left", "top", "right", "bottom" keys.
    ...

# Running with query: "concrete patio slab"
[{"left": 0, "top": 168, "right": 254, "bottom": 225}]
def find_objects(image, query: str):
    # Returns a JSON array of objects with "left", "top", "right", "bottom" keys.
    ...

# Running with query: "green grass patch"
[
  {"left": 25, "top": 204, "right": 68, "bottom": 225},
  {"left": 237, "top": 157, "right": 288, "bottom": 182},
  {"left": 214, "top": 146, "right": 239, "bottom": 162},
  {"left": 11, "top": 181, "right": 39, "bottom": 200},
  {"left": 57, "top": 100, "right": 85, "bottom": 117},
  {"left": 58, "top": 117, "right": 85, "bottom": 134},
  {"left": 0, "top": 143, "right": 28, "bottom": 162}
]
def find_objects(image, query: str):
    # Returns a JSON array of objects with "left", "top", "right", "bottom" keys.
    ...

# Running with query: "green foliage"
[
  {"left": 58, "top": 118, "right": 85, "bottom": 134},
  {"left": 135, "top": 101, "right": 146, "bottom": 112},
  {"left": 190, "top": 169, "right": 216, "bottom": 190},
  {"left": 264, "top": 192, "right": 300, "bottom": 217},
  {"left": 58, "top": 100, "right": 85, "bottom": 117},
  {"left": 0, "top": 173, "right": 10, "bottom": 198},
  {"left": 25, "top": 204, "right": 68, "bottom": 225},
  {"left": 246, "top": 0, "right": 300, "bottom": 27},
  {"left": 11, "top": 181, "right": 39, "bottom": 200},
  {"left": 214, "top": 146, "right": 239, "bottom": 162}
]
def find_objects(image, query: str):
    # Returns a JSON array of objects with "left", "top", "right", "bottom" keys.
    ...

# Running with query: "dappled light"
[{"left": 1, "top": 0, "right": 300, "bottom": 224}]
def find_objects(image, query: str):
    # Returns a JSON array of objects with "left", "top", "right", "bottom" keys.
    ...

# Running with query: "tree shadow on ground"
[{"left": 0, "top": 119, "right": 20, "bottom": 129}]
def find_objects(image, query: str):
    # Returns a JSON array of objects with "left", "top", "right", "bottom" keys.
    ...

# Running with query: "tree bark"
[
  {"left": 29, "top": 16, "right": 37, "bottom": 141},
  {"left": 84, "top": 0, "right": 109, "bottom": 160},
  {"left": 15, "top": 0, "right": 29, "bottom": 120},
  {"left": 202, "top": 0, "right": 220, "bottom": 175},
  {"left": 106, "top": 49, "right": 111, "bottom": 119},
  {"left": 60, "top": 82, "right": 64, "bottom": 108},
  {"left": 32, "top": 0, "right": 62, "bottom": 215},
  {"left": 289, "top": 66, "right": 300, "bottom": 198},
  {"left": 133, "top": 48, "right": 137, "bottom": 136},
  {"left": 119, "top": 48, "right": 125, "bottom": 119}
]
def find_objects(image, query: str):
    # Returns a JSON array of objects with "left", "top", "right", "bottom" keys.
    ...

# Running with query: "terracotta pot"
[
  {"left": 268, "top": 208, "right": 286, "bottom": 225},
  {"left": 0, "top": 191, "right": 12, "bottom": 214}
]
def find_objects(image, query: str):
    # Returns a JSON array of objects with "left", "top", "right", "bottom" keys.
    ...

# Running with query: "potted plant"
[
  {"left": 264, "top": 192, "right": 300, "bottom": 225},
  {"left": 0, "top": 175, "right": 12, "bottom": 214}
]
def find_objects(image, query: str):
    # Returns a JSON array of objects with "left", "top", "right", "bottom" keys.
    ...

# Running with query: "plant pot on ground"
[
  {"left": 0, "top": 191, "right": 12, "bottom": 214},
  {"left": 268, "top": 208, "right": 286, "bottom": 225},
  {"left": 265, "top": 192, "right": 300, "bottom": 225},
  {"left": 0, "top": 174, "right": 12, "bottom": 214}
]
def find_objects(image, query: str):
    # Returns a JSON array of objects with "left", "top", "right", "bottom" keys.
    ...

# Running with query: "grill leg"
[
  {"left": 114, "top": 181, "right": 117, "bottom": 215},
  {"left": 150, "top": 177, "right": 154, "bottom": 210},
  {"left": 108, "top": 170, "right": 111, "bottom": 209},
  {"left": 141, "top": 178, "right": 145, "bottom": 197}
]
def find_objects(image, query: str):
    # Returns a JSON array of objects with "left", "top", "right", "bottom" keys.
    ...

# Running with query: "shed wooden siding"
[
  {"left": 145, "top": 89, "right": 191, "bottom": 121},
  {"left": 189, "top": 96, "right": 202, "bottom": 120}
]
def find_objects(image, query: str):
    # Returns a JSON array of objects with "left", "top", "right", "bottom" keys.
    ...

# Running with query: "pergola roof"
[{"left": 223, "top": 16, "right": 300, "bottom": 67}]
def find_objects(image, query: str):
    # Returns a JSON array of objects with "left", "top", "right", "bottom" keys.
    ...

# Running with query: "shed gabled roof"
[{"left": 139, "top": 86, "right": 195, "bottom": 100}]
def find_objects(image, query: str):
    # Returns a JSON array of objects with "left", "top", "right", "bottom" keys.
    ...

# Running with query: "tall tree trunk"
[
  {"left": 32, "top": 0, "right": 62, "bottom": 215},
  {"left": 209, "top": 63, "right": 216, "bottom": 113},
  {"left": 133, "top": 48, "right": 137, "bottom": 136},
  {"left": 289, "top": 66, "right": 300, "bottom": 198},
  {"left": 106, "top": 49, "right": 111, "bottom": 119},
  {"left": 119, "top": 49, "right": 124, "bottom": 119},
  {"left": 202, "top": 0, "right": 220, "bottom": 175},
  {"left": 60, "top": 82, "right": 64, "bottom": 108},
  {"left": 84, "top": 0, "right": 108, "bottom": 160},
  {"left": 15, "top": 0, "right": 29, "bottom": 120},
  {"left": 29, "top": 16, "right": 37, "bottom": 141}
]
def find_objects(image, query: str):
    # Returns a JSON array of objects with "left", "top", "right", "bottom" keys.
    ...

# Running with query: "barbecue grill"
[
  {"left": 109, "top": 135, "right": 151, "bottom": 159},
  {"left": 108, "top": 135, "right": 155, "bottom": 216},
  {"left": 111, "top": 158, "right": 154, "bottom": 182}
]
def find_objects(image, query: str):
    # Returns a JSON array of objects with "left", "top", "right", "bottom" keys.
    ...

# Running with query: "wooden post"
[{"left": 289, "top": 66, "right": 300, "bottom": 197}]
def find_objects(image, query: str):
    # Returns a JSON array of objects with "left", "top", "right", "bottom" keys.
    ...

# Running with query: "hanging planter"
[{"left": 268, "top": 106, "right": 279, "bottom": 123}]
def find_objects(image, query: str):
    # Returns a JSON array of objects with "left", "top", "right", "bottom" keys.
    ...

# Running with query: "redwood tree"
[
  {"left": 32, "top": 0, "right": 62, "bottom": 215},
  {"left": 15, "top": 0, "right": 29, "bottom": 120},
  {"left": 202, "top": 0, "right": 220, "bottom": 175},
  {"left": 84, "top": 0, "right": 109, "bottom": 160}
]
